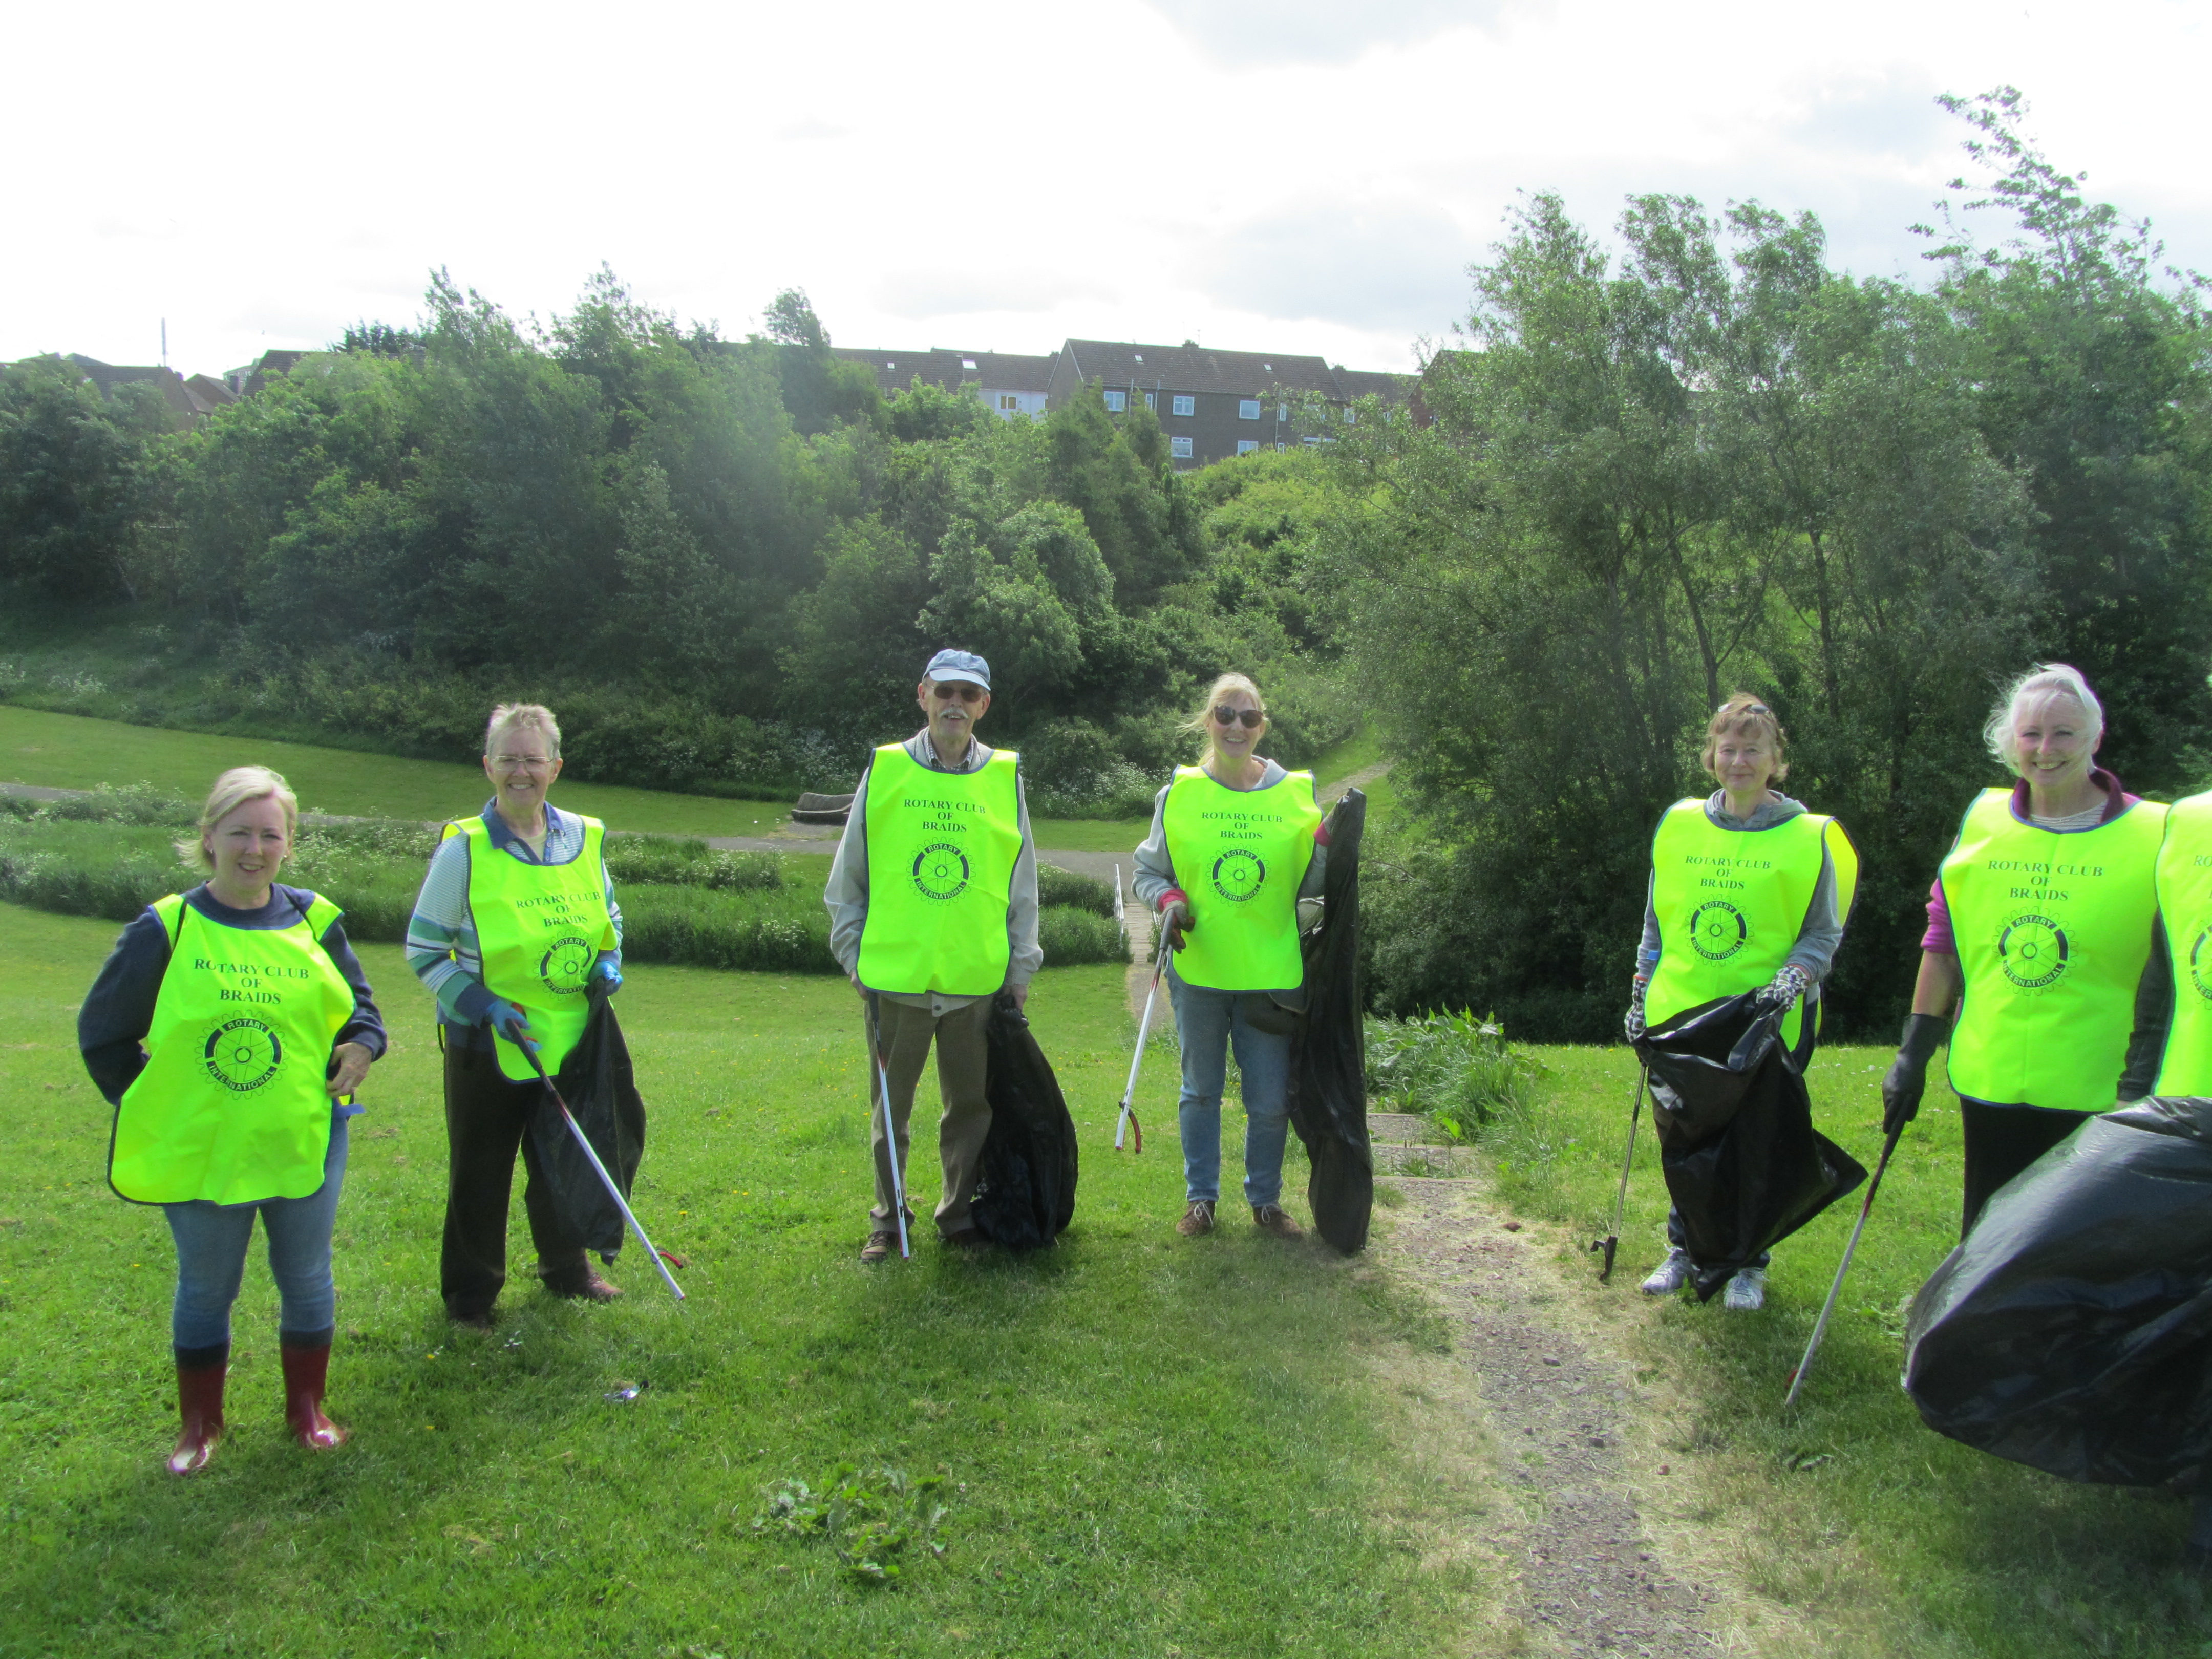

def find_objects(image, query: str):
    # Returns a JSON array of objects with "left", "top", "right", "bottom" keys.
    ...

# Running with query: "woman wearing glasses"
[
  {"left": 1628, "top": 694, "right": 1858, "bottom": 1309},
  {"left": 406, "top": 703, "right": 625, "bottom": 1327},
  {"left": 1133, "top": 673, "right": 1328, "bottom": 1239}
]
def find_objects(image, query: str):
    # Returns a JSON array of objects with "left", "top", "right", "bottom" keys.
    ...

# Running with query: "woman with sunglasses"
[
  {"left": 1628, "top": 694, "right": 1858, "bottom": 1309},
  {"left": 1133, "top": 673, "right": 1328, "bottom": 1239}
]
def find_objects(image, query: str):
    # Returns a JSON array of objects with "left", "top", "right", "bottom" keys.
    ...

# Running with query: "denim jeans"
[
  {"left": 1168, "top": 975, "right": 1292, "bottom": 1208},
  {"left": 163, "top": 1108, "right": 349, "bottom": 1352}
]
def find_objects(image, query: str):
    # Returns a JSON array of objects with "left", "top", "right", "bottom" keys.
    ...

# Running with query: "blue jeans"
[
  {"left": 163, "top": 1109, "right": 349, "bottom": 1353},
  {"left": 1169, "top": 976, "right": 1292, "bottom": 1209}
]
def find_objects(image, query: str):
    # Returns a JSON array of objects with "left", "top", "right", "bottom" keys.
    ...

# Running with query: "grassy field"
[
  {"left": 0, "top": 903, "right": 1493, "bottom": 1658},
  {"left": 1480, "top": 1040, "right": 2212, "bottom": 1657}
]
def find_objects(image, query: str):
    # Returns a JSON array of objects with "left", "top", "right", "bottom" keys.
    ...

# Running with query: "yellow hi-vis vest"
[
  {"left": 1942, "top": 788, "right": 2167, "bottom": 1111},
  {"left": 109, "top": 890, "right": 354, "bottom": 1206},
  {"left": 1645, "top": 801, "right": 1859, "bottom": 1050},
  {"left": 444, "top": 813, "right": 615, "bottom": 1082},
  {"left": 1162, "top": 765, "right": 1322, "bottom": 992},
  {"left": 856, "top": 745, "right": 1023, "bottom": 996},
  {"left": 2154, "top": 790, "right": 2212, "bottom": 1095}
]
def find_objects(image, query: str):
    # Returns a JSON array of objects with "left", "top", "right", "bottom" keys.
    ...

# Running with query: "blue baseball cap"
[{"left": 923, "top": 648, "right": 991, "bottom": 690}]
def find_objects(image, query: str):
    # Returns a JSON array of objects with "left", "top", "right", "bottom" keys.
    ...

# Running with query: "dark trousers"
[
  {"left": 1959, "top": 1096, "right": 2095, "bottom": 1238},
  {"left": 441, "top": 1044, "right": 588, "bottom": 1316}
]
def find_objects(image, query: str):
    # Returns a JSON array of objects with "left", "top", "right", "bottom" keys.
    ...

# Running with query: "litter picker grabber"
[
  {"left": 512, "top": 1033, "right": 685, "bottom": 1303},
  {"left": 1115, "top": 950, "right": 1166, "bottom": 1154},
  {"left": 1785, "top": 1123, "right": 1904, "bottom": 1408},
  {"left": 865, "top": 994, "right": 911, "bottom": 1259},
  {"left": 1591, "top": 1062, "right": 1648, "bottom": 1282}
]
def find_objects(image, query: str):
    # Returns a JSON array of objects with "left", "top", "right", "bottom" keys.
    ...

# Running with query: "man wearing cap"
[{"left": 825, "top": 649, "right": 1043, "bottom": 1261}]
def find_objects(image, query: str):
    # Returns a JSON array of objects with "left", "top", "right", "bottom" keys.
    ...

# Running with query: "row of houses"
[
  {"left": 834, "top": 338, "right": 1410, "bottom": 467},
  {"left": 22, "top": 339, "right": 1412, "bottom": 470}
]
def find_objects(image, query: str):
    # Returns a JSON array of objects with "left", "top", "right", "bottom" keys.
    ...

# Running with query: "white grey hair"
[
  {"left": 1985, "top": 664, "right": 2103, "bottom": 773},
  {"left": 484, "top": 703, "right": 562, "bottom": 760}
]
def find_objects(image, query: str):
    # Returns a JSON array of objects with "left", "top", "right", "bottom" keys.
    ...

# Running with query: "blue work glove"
[
  {"left": 488, "top": 1001, "right": 536, "bottom": 1049},
  {"left": 594, "top": 953, "right": 623, "bottom": 994}
]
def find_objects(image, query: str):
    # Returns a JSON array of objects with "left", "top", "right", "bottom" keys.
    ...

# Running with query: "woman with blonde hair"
[
  {"left": 78, "top": 765, "right": 385, "bottom": 1473},
  {"left": 1628, "top": 694, "right": 1859, "bottom": 1309},
  {"left": 1881, "top": 664, "right": 2167, "bottom": 1233},
  {"left": 407, "top": 703, "right": 625, "bottom": 1326},
  {"left": 1132, "top": 672, "right": 1330, "bottom": 1238}
]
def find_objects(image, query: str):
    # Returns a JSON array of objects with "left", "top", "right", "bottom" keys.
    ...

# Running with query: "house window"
[
  {"left": 1238, "top": 399, "right": 1260, "bottom": 421},
  {"left": 1237, "top": 440, "right": 1258, "bottom": 456},
  {"left": 1144, "top": 391, "right": 1157, "bottom": 410},
  {"left": 1172, "top": 394, "right": 1194, "bottom": 417},
  {"left": 1103, "top": 389, "right": 1125, "bottom": 412},
  {"left": 1171, "top": 436, "right": 1194, "bottom": 459},
  {"left": 1000, "top": 394, "right": 1018, "bottom": 411},
  {"left": 1343, "top": 407, "right": 1356, "bottom": 425}
]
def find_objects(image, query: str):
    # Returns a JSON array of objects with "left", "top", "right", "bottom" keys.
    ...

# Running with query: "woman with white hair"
[
  {"left": 78, "top": 765, "right": 385, "bottom": 1473},
  {"left": 1882, "top": 664, "right": 2170, "bottom": 1232},
  {"left": 407, "top": 703, "right": 624, "bottom": 1327}
]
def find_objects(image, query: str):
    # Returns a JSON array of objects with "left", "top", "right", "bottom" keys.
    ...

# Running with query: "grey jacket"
[{"left": 825, "top": 730, "right": 1043, "bottom": 1012}]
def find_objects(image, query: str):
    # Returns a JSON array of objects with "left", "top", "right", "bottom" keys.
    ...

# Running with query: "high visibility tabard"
[
  {"left": 857, "top": 746, "right": 1023, "bottom": 995},
  {"left": 447, "top": 813, "right": 615, "bottom": 1082},
  {"left": 1646, "top": 802, "right": 1858, "bottom": 1049},
  {"left": 1942, "top": 789, "right": 2166, "bottom": 1111},
  {"left": 2155, "top": 791, "right": 2212, "bottom": 1094},
  {"left": 110, "top": 891, "right": 353, "bottom": 1206},
  {"left": 1162, "top": 765, "right": 1321, "bottom": 991}
]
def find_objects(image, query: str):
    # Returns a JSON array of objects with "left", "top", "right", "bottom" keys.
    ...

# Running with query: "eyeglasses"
[
  {"left": 1212, "top": 705, "right": 1265, "bottom": 729},
  {"left": 491, "top": 755, "right": 552, "bottom": 773},
  {"left": 929, "top": 682, "right": 985, "bottom": 703}
]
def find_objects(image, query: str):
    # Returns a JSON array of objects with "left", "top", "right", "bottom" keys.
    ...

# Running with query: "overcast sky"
[{"left": 7, "top": 0, "right": 2207, "bottom": 379}]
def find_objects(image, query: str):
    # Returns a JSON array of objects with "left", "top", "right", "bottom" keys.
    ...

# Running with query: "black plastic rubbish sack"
[
  {"left": 1636, "top": 992, "right": 1865, "bottom": 1300},
  {"left": 969, "top": 992, "right": 1079, "bottom": 1250},
  {"left": 528, "top": 984, "right": 647, "bottom": 1265},
  {"left": 1903, "top": 1096, "right": 2212, "bottom": 1492},
  {"left": 1288, "top": 789, "right": 1372, "bottom": 1256}
]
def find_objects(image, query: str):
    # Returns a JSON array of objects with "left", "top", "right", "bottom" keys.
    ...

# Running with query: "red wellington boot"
[
  {"left": 280, "top": 1343, "right": 350, "bottom": 1450},
  {"left": 169, "top": 1360, "right": 226, "bottom": 1475}
]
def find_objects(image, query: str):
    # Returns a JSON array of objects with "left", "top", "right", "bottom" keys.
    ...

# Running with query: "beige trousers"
[{"left": 868, "top": 996, "right": 994, "bottom": 1236}]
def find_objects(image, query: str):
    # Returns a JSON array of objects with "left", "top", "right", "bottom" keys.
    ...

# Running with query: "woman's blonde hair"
[
  {"left": 1985, "top": 663, "right": 2103, "bottom": 774},
  {"left": 1179, "top": 672, "right": 1268, "bottom": 772},
  {"left": 484, "top": 702, "right": 562, "bottom": 760},
  {"left": 179, "top": 765, "right": 298, "bottom": 873},
  {"left": 1700, "top": 693, "right": 1789, "bottom": 783}
]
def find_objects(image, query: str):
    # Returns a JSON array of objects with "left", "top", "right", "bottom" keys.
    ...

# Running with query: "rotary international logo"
[
  {"left": 912, "top": 842, "right": 971, "bottom": 901},
  {"left": 203, "top": 1018, "right": 282, "bottom": 1092},
  {"left": 1998, "top": 912, "right": 2069, "bottom": 989},
  {"left": 538, "top": 935, "right": 595, "bottom": 996},
  {"left": 1210, "top": 848, "right": 1266, "bottom": 903},
  {"left": 2189, "top": 927, "right": 2212, "bottom": 1002},
  {"left": 1688, "top": 899, "right": 1748, "bottom": 961}
]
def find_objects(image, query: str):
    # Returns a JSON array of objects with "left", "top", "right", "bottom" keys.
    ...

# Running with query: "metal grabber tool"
[
  {"left": 1785, "top": 1123, "right": 1905, "bottom": 1407},
  {"left": 864, "top": 994, "right": 911, "bottom": 1258},
  {"left": 1591, "top": 1062, "right": 1649, "bottom": 1282},
  {"left": 1115, "top": 948, "right": 1167, "bottom": 1154}
]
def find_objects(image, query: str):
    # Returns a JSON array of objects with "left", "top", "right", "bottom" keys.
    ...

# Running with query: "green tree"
[{"left": 0, "top": 357, "right": 158, "bottom": 601}]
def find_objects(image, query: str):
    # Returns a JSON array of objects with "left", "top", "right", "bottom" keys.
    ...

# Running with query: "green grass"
[
  {"left": 0, "top": 904, "right": 1493, "bottom": 1657},
  {"left": 1483, "top": 1040, "right": 2212, "bottom": 1657}
]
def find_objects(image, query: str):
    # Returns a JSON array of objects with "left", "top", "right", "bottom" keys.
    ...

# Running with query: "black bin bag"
[
  {"left": 1903, "top": 1096, "right": 2212, "bottom": 1492},
  {"left": 969, "top": 992, "right": 1078, "bottom": 1250},
  {"left": 1288, "top": 789, "right": 1372, "bottom": 1256},
  {"left": 1637, "top": 992, "right": 1865, "bottom": 1300},
  {"left": 528, "top": 984, "right": 647, "bottom": 1265}
]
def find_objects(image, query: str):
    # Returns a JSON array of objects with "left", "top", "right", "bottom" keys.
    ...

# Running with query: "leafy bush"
[
  {"left": 37, "top": 782, "right": 196, "bottom": 826},
  {"left": 1038, "top": 904, "right": 1128, "bottom": 967},
  {"left": 1035, "top": 863, "right": 1115, "bottom": 917},
  {"left": 603, "top": 835, "right": 781, "bottom": 891},
  {"left": 618, "top": 883, "right": 835, "bottom": 973},
  {"left": 1363, "top": 1009, "right": 1547, "bottom": 1142}
]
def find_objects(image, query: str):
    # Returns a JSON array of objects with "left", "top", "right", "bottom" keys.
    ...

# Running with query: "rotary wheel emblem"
[
  {"left": 203, "top": 1018, "right": 282, "bottom": 1092},
  {"left": 1210, "top": 848, "right": 1266, "bottom": 903},
  {"left": 913, "top": 843, "right": 970, "bottom": 901},
  {"left": 538, "top": 935, "right": 594, "bottom": 996},
  {"left": 1998, "top": 912, "right": 2069, "bottom": 989},
  {"left": 1688, "top": 900, "right": 1748, "bottom": 961},
  {"left": 2189, "top": 927, "right": 2212, "bottom": 1003}
]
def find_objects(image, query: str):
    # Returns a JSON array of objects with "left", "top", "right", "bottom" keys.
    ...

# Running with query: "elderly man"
[{"left": 826, "top": 648, "right": 1042, "bottom": 1261}]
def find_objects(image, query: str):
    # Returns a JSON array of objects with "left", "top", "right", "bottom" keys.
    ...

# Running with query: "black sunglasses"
[
  {"left": 1212, "top": 705, "right": 1264, "bottom": 729},
  {"left": 929, "top": 682, "right": 985, "bottom": 703}
]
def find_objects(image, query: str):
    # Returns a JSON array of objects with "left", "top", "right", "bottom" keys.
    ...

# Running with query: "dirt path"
[{"left": 1374, "top": 1178, "right": 1726, "bottom": 1657}]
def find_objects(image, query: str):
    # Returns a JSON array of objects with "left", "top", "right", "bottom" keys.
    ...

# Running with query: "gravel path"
[{"left": 1377, "top": 1179, "right": 1723, "bottom": 1657}]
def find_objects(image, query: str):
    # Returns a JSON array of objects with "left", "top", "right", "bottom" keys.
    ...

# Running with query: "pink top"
[{"left": 1920, "top": 768, "right": 2138, "bottom": 954}]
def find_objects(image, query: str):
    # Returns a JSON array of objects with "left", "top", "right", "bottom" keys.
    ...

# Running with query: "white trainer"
[
  {"left": 1723, "top": 1266, "right": 1767, "bottom": 1311},
  {"left": 1640, "top": 1247, "right": 1692, "bottom": 1296}
]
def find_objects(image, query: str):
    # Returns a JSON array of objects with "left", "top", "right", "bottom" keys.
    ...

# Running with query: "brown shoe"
[
  {"left": 860, "top": 1228, "right": 901, "bottom": 1263},
  {"left": 940, "top": 1226, "right": 989, "bottom": 1251},
  {"left": 1176, "top": 1200, "right": 1216, "bottom": 1237},
  {"left": 546, "top": 1268, "right": 623, "bottom": 1303},
  {"left": 1252, "top": 1204, "right": 1304, "bottom": 1240}
]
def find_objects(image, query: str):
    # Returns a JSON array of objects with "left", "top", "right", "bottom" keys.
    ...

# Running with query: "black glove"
[
  {"left": 1623, "top": 975, "right": 1648, "bottom": 1043},
  {"left": 1882, "top": 1012, "right": 1947, "bottom": 1137}
]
